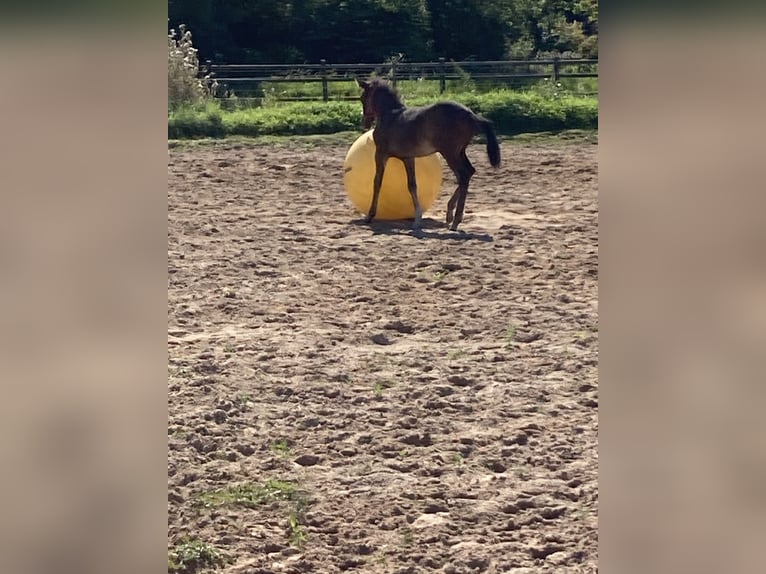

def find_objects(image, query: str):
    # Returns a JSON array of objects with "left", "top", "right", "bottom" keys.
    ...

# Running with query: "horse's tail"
[{"left": 476, "top": 116, "right": 501, "bottom": 168}]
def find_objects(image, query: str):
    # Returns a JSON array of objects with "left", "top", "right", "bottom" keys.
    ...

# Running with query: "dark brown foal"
[{"left": 357, "top": 78, "right": 500, "bottom": 232}]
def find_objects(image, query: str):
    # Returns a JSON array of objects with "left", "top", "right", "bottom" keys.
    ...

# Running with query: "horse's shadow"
[{"left": 350, "top": 217, "right": 494, "bottom": 242}]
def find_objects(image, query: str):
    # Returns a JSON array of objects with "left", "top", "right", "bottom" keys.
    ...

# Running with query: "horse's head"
[
  {"left": 356, "top": 78, "right": 402, "bottom": 130},
  {"left": 356, "top": 78, "right": 377, "bottom": 130}
]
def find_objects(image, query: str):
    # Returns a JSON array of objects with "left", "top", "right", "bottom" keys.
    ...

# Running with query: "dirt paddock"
[{"left": 168, "top": 133, "right": 598, "bottom": 573}]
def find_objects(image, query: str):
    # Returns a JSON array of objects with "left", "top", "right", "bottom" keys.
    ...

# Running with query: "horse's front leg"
[
  {"left": 366, "top": 150, "right": 387, "bottom": 224},
  {"left": 402, "top": 158, "right": 422, "bottom": 231}
]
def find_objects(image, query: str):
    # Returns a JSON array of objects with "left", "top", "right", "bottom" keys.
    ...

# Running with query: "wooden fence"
[{"left": 202, "top": 57, "right": 598, "bottom": 101}]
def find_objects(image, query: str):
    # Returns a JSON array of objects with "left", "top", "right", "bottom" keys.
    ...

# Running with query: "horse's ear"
[{"left": 356, "top": 78, "right": 369, "bottom": 89}]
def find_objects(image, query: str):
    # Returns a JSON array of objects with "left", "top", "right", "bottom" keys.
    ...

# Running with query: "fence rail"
[{"left": 202, "top": 57, "right": 598, "bottom": 101}]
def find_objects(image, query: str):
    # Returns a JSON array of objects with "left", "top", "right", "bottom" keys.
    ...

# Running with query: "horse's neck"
[
  {"left": 378, "top": 104, "right": 405, "bottom": 122},
  {"left": 376, "top": 91, "right": 404, "bottom": 114}
]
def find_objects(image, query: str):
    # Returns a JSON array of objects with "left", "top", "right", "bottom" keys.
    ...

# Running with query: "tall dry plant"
[{"left": 168, "top": 24, "right": 217, "bottom": 109}]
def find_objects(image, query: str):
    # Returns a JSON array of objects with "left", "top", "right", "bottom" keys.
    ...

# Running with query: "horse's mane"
[{"left": 369, "top": 78, "right": 404, "bottom": 110}]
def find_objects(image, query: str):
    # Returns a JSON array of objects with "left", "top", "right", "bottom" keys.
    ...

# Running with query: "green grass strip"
[{"left": 169, "top": 91, "right": 597, "bottom": 139}]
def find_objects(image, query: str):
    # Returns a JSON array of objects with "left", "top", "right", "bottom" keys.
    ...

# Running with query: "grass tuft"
[
  {"left": 168, "top": 538, "right": 227, "bottom": 573},
  {"left": 505, "top": 323, "right": 517, "bottom": 346},
  {"left": 195, "top": 479, "right": 297, "bottom": 509},
  {"left": 270, "top": 439, "right": 292, "bottom": 456}
]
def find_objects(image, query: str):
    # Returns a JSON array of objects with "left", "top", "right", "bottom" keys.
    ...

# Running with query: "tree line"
[{"left": 168, "top": 0, "right": 598, "bottom": 64}]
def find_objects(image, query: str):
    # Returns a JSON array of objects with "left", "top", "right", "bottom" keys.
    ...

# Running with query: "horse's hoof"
[{"left": 411, "top": 228, "right": 424, "bottom": 238}]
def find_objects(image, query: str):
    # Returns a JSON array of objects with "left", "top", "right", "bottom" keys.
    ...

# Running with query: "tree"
[
  {"left": 427, "top": 0, "right": 508, "bottom": 60},
  {"left": 167, "top": 0, "right": 598, "bottom": 63},
  {"left": 300, "top": 0, "right": 433, "bottom": 63}
]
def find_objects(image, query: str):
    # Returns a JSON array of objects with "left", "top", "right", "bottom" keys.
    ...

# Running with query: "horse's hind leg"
[
  {"left": 446, "top": 191, "right": 458, "bottom": 226},
  {"left": 444, "top": 149, "right": 475, "bottom": 231},
  {"left": 403, "top": 158, "right": 422, "bottom": 231},
  {"left": 452, "top": 150, "right": 475, "bottom": 230}
]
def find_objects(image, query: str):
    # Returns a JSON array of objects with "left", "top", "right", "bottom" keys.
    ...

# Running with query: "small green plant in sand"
[
  {"left": 514, "top": 466, "right": 531, "bottom": 480},
  {"left": 236, "top": 392, "right": 252, "bottom": 409},
  {"left": 288, "top": 492, "right": 310, "bottom": 548},
  {"left": 418, "top": 267, "right": 450, "bottom": 283},
  {"left": 400, "top": 527, "right": 415, "bottom": 547},
  {"left": 505, "top": 322, "right": 517, "bottom": 346},
  {"left": 288, "top": 514, "right": 308, "bottom": 548},
  {"left": 373, "top": 379, "right": 396, "bottom": 397},
  {"left": 195, "top": 480, "right": 310, "bottom": 548},
  {"left": 448, "top": 349, "right": 468, "bottom": 361},
  {"left": 195, "top": 479, "right": 297, "bottom": 509},
  {"left": 576, "top": 506, "right": 590, "bottom": 522},
  {"left": 433, "top": 269, "right": 450, "bottom": 282},
  {"left": 168, "top": 538, "right": 227, "bottom": 573},
  {"left": 270, "top": 439, "right": 292, "bottom": 456}
]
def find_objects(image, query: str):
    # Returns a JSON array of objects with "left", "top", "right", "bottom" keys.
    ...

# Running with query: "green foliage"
[
  {"left": 226, "top": 101, "right": 361, "bottom": 136},
  {"left": 428, "top": 0, "right": 508, "bottom": 60},
  {"left": 260, "top": 74, "right": 479, "bottom": 103},
  {"left": 259, "top": 75, "right": 596, "bottom": 102},
  {"left": 170, "top": 100, "right": 357, "bottom": 138},
  {"left": 305, "top": 0, "right": 433, "bottom": 62},
  {"left": 168, "top": 102, "right": 225, "bottom": 138},
  {"left": 169, "top": 0, "right": 598, "bottom": 64},
  {"left": 169, "top": 89, "right": 597, "bottom": 139},
  {"left": 463, "top": 92, "right": 561, "bottom": 131}
]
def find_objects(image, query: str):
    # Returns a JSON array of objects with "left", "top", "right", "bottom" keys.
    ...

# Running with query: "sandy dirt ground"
[{"left": 168, "top": 132, "right": 598, "bottom": 573}]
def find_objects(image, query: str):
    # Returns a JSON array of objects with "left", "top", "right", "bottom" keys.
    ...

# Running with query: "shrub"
[
  {"left": 168, "top": 102, "right": 226, "bottom": 138},
  {"left": 168, "top": 24, "right": 217, "bottom": 110}
]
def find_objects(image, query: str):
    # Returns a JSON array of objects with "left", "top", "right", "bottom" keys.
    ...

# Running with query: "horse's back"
[
  {"left": 420, "top": 100, "right": 477, "bottom": 120},
  {"left": 382, "top": 100, "right": 483, "bottom": 157}
]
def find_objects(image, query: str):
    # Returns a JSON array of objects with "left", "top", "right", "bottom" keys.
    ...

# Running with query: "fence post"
[
  {"left": 320, "top": 59, "right": 329, "bottom": 102},
  {"left": 553, "top": 55, "right": 561, "bottom": 82},
  {"left": 391, "top": 57, "right": 397, "bottom": 87},
  {"left": 438, "top": 57, "right": 446, "bottom": 94},
  {"left": 203, "top": 59, "right": 218, "bottom": 98}
]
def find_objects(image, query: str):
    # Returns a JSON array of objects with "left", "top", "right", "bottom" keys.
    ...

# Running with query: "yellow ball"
[{"left": 343, "top": 130, "right": 443, "bottom": 220}]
